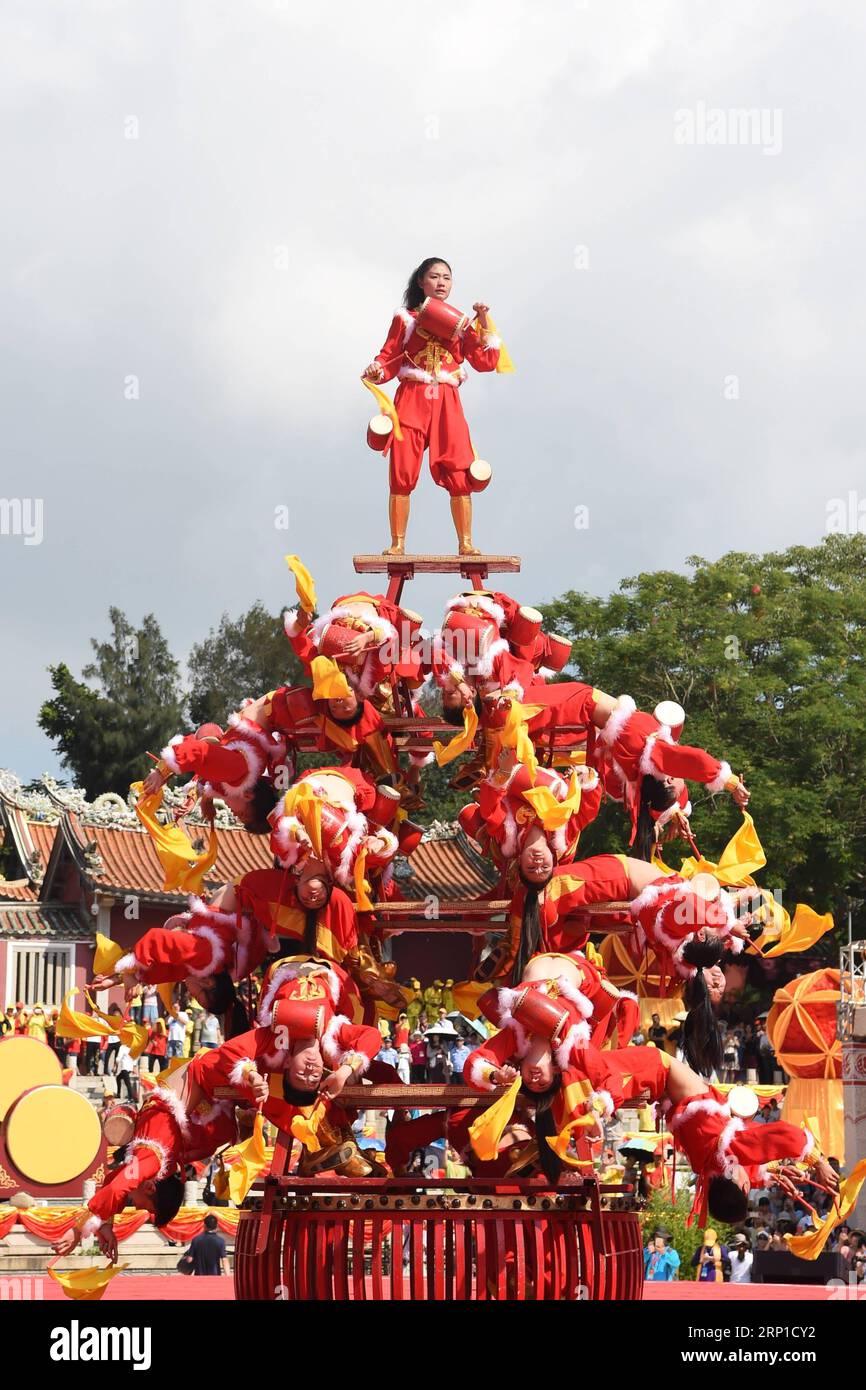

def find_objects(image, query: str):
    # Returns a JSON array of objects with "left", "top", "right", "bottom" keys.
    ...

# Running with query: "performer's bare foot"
[
  {"left": 382, "top": 539, "right": 405, "bottom": 556},
  {"left": 458, "top": 540, "right": 481, "bottom": 556}
]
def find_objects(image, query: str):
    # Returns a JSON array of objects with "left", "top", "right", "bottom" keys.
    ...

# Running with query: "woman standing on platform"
[{"left": 363, "top": 257, "right": 506, "bottom": 557}]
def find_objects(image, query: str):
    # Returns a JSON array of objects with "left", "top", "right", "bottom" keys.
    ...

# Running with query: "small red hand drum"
[
  {"left": 281, "top": 686, "right": 317, "bottom": 723},
  {"left": 508, "top": 605, "right": 543, "bottom": 651},
  {"left": 101, "top": 1101, "right": 137, "bottom": 1147},
  {"left": 653, "top": 700, "right": 685, "bottom": 741},
  {"left": 544, "top": 634, "right": 573, "bottom": 672},
  {"left": 369, "top": 783, "right": 401, "bottom": 828},
  {"left": 367, "top": 414, "right": 393, "bottom": 452},
  {"left": 510, "top": 986, "right": 572, "bottom": 1046},
  {"left": 271, "top": 995, "right": 326, "bottom": 1039},
  {"left": 415, "top": 297, "right": 470, "bottom": 342},
  {"left": 467, "top": 460, "right": 492, "bottom": 493},
  {"left": 320, "top": 621, "right": 365, "bottom": 662},
  {"left": 397, "top": 819, "right": 424, "bottom": 856}
]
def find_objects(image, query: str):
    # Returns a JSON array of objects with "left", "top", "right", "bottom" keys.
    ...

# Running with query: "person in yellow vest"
[{"left": 26, "top": 1005, "right": 48, "bottom": 1043}]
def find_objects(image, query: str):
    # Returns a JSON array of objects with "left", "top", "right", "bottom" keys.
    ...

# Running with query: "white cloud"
[{"left": 1, "top": 0, "right": 864, "bottom": 780}]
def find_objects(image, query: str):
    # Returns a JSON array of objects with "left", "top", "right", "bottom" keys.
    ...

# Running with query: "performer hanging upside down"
[
  {"left": 483, "top": 848, "right": 752, "bottom": 1073},
  {"left": 89, "top": 894, "right": 276, "bottom": 1025},
  {"left": 434, "top": 609, "right": 749, "bottom": 854},
  {"left": 142, "top": 716, "right": 288, "bottom": 832},
  {"left": 363, "top": 257, "right": 504, "bottom": 557},
  {"left": 228, "top": 683, "right": 398, "bottom": 783},
  {"left": 464, "top": 972, "right": 839, "bottom": 1217},
  {"left": 458, "top": 761, "right": 603, "bottom": 877},
  {"left": 285, "top": 590, "right": 426, "bottom": 709},
  {"left": 50, "top": 1038, "right": 270, "bottom": 1260}
]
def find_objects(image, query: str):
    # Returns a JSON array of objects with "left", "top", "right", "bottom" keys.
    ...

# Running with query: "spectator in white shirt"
[
  {"left": 167, "top": 1007, "right": 190, "bottom": 1059},
  {"left": 114, "top": 1043, "right": 137, "bottom": 1101},
  {"left": 729, "top": 1233, "right": 753, "bottom": 1283},
  {"left": 200, "top": 1012, "right": 222, "bottom": 1049}
]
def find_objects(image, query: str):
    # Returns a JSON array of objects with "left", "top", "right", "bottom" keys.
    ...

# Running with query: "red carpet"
[
  {"left": 644, "top": 1282, "right": 837, "bottom": 1300},
  {"left": 33, "top": 1275, "right": 838, "bottom": 1301}
]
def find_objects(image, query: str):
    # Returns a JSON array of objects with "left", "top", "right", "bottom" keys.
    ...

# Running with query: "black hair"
[
  {"left": 707, "top": 1174, "right": 748, "bottom": 1224},
  {"left": 681, "top": 961, "right": 724, "bottom": 1076},
  {"left": 152, "top": 1174, "right": 185, "bottom": 1228},
  {"left": 442, "top": 702, "right": 468, "bottom": 727},
  {"left": 327, "top": 703, "right": 363, "bottom": 728},
  {"left": 206, "top": 970, "right": 237, "bottom": 1017},
  {"left": 634, "top": 775, "right": 679, "bottom": 862},
  {"left": 243, "top": 776, "right": 279, "bottom": 836},
  {"left": 225, "top": 995, "right": 250, "bottom": 1041},
  {"left": 282, "top": 1081, "right": 319, "bottom": 1107},
  {"left": 512, "top": 867, "right": 554, "bottom": 985},
  {"left": 403, "top": 257, "right": 452, "bottom": 311},
  {"left": 299, "top": 881, "right": 333, "bottom": 954},
  {"left": 203, "top": 1213, "right": 218, "bottom": 1231},
  {"left": 522, "top": 1078, "right": 563, "bottom": 1187}
]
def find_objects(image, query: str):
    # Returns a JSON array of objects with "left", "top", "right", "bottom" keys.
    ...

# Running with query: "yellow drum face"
[
  {"left": 6, "top": 1085, "right": 101, "bottom": 1184},
  {"left": 0, "top": 1036, "right": 62, "bottom": 1121}
]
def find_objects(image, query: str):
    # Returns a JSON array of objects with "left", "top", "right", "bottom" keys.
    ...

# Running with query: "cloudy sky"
[{"left": 2, "top": 1, "right": 863, "bottom": 783}]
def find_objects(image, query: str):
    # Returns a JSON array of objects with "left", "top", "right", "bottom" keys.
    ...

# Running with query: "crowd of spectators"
[{"left": 374, "top": 1008, "right": 483, "bottom": 1084}]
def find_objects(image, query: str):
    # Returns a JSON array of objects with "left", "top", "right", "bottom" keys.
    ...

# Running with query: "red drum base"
[{"left": 234, "top": 1186, "right": 642, "bottom": 1302}]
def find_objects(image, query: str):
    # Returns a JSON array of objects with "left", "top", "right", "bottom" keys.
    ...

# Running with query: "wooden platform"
[
  {"left": 353, "top": 553, "right": 521, "bottom": 575},
  {"left": 354, "top": 552, "right": 520, "bottom": 602}
]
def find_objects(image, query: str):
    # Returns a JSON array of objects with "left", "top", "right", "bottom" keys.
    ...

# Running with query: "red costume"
[
  {"left": 268, "top": 766, "right": 400, "bottom": 891},
  {"left": 459, "top": 762, "right": 602, "bottom": 866},
  {"left": 284, "top": 591, "right": 424, "bottom": 703},
  {"left": 261, "top": 684, "right": 395, "bottom": 779},
  {"left": 629, "top": 877, "right": 744, "bottom": 988},
  {"left": 506, "top": 855, "right": 636, "bottom": 956},
  {"left": 372, "top": 310, "right": 500, "bottom": 495},
  {"left": 595, "top": 696, "right": 732, "bottom": 841},
  {"left": 114, "top": 897, "right": 276, "bottom": 985},
  {"left": 79, "top": 1051, "right": 258, "bottom": 1236},
  {"left": 160, "top": 715, "right": 287, "bottom": 800},
  {"left": 257, "top": 955, "right": 364, "bottom": 1028},
  {"left": 234, "top": 869, "right": 359, "bottom": 965},
  {"left": 464, "top": 957, "right": 639, "bottom": 1093}
]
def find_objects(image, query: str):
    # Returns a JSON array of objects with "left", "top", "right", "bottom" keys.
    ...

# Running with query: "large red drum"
[
  {"left": 415, "top": 298, "right": 470, "bottom": 342},
  {"left": 234, "top": 1193, "right": 643, "bottom": 1301},
  {"left": 544, "top": 634, "right": 572, "bottom": 672}
]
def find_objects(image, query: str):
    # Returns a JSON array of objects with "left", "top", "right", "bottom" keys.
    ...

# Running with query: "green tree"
[
  {"left": 187, "top": 602, "right": 304, "bottom": 727},
  {"left": 38, "top": 609, "right": 185, "bottom": 797},
  {"left": 641, "top": 1185, "right": 735, "bottom": 1280},
  {"left": 539, "top": 535, "right": 866, "bottom": 931}
]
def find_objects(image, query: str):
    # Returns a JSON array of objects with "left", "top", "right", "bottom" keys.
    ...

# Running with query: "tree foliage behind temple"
[{"left": 539, "top": 535, "right": 866, "bottom": 923}]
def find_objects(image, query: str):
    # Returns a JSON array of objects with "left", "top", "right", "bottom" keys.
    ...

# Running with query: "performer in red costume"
[
  {"left": 90, "top": 895, "right": 276, "bottom": 1018},
  {"left": 142, "top": 716, "right": 287, "bottom": 832},
  {"left": 434, "top": 610, "right": 749, "bottom": 854},
  {"left": 232, "top": 684, "right": 398, "bottom": 782},
  {"left": 464, "top": 980, "right": 838, "bottom": 1214},
  {"left": 458, "top": 761, "right": 603, "bottom": 874},
  {"left": 268, "top": 765, "right": 403, "bottom": 896},
  {"left": 285, "top": 590, "right": 426, "bottom": 708},
  {"left": 50, "top": 1041, "right": 270, "bottom": 1259},
  {"left": 363, "top": 257, "right": 502, "bottom": 556}
]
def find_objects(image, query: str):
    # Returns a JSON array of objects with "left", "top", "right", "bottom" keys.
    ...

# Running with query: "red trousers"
[{"left": 389, "top": 381, "right": 474, "bottom": 496}]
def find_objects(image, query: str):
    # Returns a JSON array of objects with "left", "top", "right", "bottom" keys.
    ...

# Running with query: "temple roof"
[{"left": 0, "top": 772, "right": 493, "bottom": 907}]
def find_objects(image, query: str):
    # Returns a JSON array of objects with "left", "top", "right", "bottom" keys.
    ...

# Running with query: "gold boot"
[
  {"left": 450, "top": 495, "right": 480, "bottom": 556},
  {"left": 383, "top": 493, "right": 410, "bottom": 556}
]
